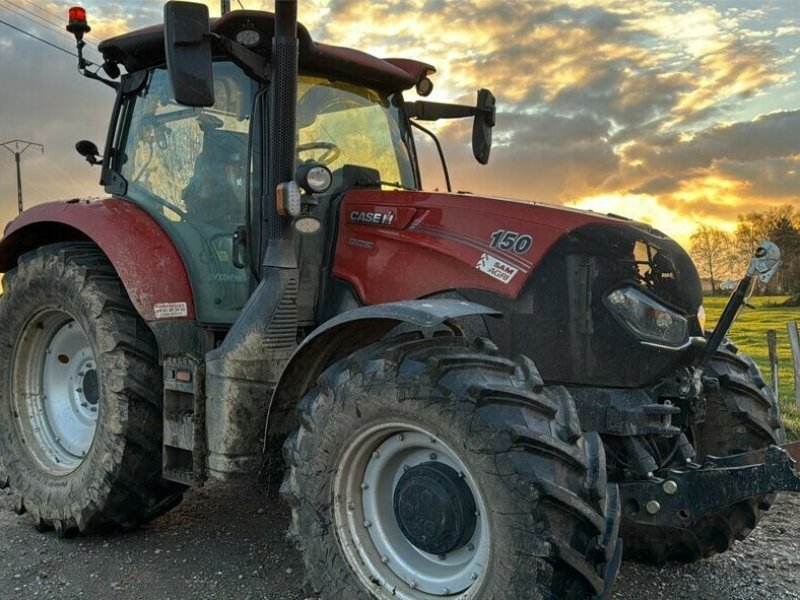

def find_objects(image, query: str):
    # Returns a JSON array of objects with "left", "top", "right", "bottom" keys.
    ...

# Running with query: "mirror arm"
[
  {"left": 406, "top": 100, "right": 476, "bottom": 121},
  {"left": 209, "top": 33, "right": 271, "bottom": 83},
  {"left": 410, "top": 120, "right": 452, "bottom": 193}
]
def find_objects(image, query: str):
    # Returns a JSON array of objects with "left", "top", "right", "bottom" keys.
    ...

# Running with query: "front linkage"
[
  {"left": 621, "top": 442, "right": 800, "bottom": 528},
  {"left": 621, "top": 240, "right": 797, "bottom": 530}
]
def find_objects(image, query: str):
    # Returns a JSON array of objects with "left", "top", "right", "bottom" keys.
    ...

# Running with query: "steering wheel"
[{"left": 296, "top": 141, "right": 341, "bottom": 165}]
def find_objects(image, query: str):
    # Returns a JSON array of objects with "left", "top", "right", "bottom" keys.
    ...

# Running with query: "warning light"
[
  {"left": 68, "top": 7, "right": 86, "bottom": 22},
  {"left": 66, "top": 6, "right": 91, "bottom": 40}
]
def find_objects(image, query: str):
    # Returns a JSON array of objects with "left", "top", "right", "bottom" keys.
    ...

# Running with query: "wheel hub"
[
  {"left": 394, "top": 461, "right": 477, "bottom": 555},
  {"left": 334, "top": 426, "right": 490, "bottom": 598},
  {"left": 12, "top": 312, "right": 99, "bottom": 474}
]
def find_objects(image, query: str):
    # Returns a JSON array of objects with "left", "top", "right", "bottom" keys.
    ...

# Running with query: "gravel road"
[{"left": 2, "top": 482, "right": 799, "bottom": 600}]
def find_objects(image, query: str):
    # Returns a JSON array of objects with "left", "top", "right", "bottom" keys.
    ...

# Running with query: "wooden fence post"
[
  {"left": 767, "top": 330, "right": 779, "bottom": 395},
  {"left": 787, "top": 322, "right": 800, "bottom": 409}
]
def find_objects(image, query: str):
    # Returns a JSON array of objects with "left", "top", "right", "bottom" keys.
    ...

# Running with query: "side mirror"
[
  {"left": 164, "top": 1, "right": 214, "bottom": 107},
  {"left": 472, "top": 89, "right": 496, "bottom": 165},
  {"left": 75, "top": 140, "right": 101, "bottom": 165}
]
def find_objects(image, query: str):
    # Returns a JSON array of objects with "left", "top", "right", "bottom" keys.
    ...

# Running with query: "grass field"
[{"left": 704, "top": 296, "right": 800, "bottom": 440}]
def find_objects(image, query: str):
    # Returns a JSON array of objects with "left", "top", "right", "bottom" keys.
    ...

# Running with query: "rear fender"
[
  {"left": 0, "top": 199, "right": 195, "bottom": 322},
  {"left": 266, "top": 299, "right": 499, "bottom": 441}
]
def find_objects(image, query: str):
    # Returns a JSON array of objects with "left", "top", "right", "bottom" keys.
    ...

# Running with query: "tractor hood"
[
  {"left": 332, "top": 188, "right": 703, "bottom": 387},
  {"left": 332, "top": 189, "right": 701, "bottom": 312}
]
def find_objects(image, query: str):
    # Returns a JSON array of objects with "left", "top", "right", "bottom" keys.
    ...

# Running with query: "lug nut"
[
  {"left": 470, "top": 572, "right": 479, "bottom": 581},
  {"left": 429, "top": 452, "right": 437, "bottom": 460},
  {"left": 372, "top": 451, "right": 380, "bottom": 460},
  {"left": 466, "top": 543, "right": 475, "bottom": 552},
  {"left": 646, "top": 500, "right": 661, "bottom": 515},
  {"left": 363, "top": 520, "right": 371, "bottom": 528},
  {"left": 409, "top": 581, "right": 417, "bottom": 590},
  {"left": 360, "top": 482, "right": 369, "bottom": 490},
  {"left": 381, "top": 555, "right": 389, "bottom": 564},
  {"left": 663, "top": 480, "right": 679, "bottom": 495}
]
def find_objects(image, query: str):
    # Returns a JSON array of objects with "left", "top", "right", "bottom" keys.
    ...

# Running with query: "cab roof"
[{"left": 98, "top": 9, "right": 435, "bottom": 93}]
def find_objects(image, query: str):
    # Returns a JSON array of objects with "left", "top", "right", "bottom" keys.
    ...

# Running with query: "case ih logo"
[{"left": 349, "top": 211, "right": 396, "bottom": 226}]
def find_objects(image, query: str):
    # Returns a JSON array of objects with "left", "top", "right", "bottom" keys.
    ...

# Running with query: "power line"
[
  {"left": 24, "top": 0, "right": 62, "bottom": 21},
  {"left": 5, "top": 0, "right": 64, "bottom": 31},
  {"left": 2, "top": 0, "right": 97, "bottom": 48},
  {"left": 1, "top": 2, "right": 97, "bottom": 50},
  {"left": 0, "top": 16, "right": 77, "bottom": 58},
  {"left": 22, "top": 0, "right": 102, "bottom": 44}
]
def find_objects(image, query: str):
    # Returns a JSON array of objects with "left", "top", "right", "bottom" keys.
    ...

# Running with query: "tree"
[
  {"left": 690, "top": 225, "right": 736, "bottom": 295},
  {"left": 734, "top": 206, "right": 800, "bottom": 301}
]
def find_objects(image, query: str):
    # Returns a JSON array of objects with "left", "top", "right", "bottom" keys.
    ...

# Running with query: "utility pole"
[
  {"left": 1, "top": 139, "right": 44, "bottom": 214},
  {"left": 221, "top": 0, "right": 231, "bottom": 14}
]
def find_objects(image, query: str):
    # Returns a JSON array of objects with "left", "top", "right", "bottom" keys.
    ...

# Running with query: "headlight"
[
  {"left": 296, "top": 163, "right": 332, "bottom": 194},
  {"left": 697, "top": 304, "right": 707, "bottom": 332},
  {"left": 605, "top": 286, "right": 689, "bottom": 347}
]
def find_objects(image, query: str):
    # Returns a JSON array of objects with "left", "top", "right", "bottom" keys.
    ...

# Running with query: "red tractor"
[{"left": 0, "top": 2, "right": 798, "bottom": 598}]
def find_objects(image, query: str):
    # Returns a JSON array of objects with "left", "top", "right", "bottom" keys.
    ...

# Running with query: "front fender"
[
  {"left": 266, "top": 299, "right": 499, "bottom": 442},
  {"left": 0, "top": 198, "right": 195, "bottom": 322}
]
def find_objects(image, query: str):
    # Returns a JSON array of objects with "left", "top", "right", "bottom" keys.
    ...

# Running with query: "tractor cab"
[
  {"left": 89, "top": 9, "right": 477, "bottom": 326},
  {"left": 91, "top": 17, "right": 414, "bottom": 325}
]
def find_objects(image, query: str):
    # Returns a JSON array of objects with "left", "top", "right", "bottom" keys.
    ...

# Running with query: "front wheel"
[
  {"left": 0, "top": 243, "right": 183, "bottom": 534},
  {"left": 282, "top": 335, "right": 621, "bottom": 599}
]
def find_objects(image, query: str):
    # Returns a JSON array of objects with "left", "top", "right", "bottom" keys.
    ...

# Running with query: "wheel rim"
[
  {"left": 12, "top": 309, "right": 99, "bottom": 474},
  {"left": 333, "top": 422, "right": 490, "bottom": 599}
]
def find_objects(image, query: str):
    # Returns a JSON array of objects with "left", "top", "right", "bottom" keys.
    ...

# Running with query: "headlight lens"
[
  {"left": 697, "top": 304, "right": 707, "bottom": 332},
  {"left": 606, "top": 286, "right": 689, "bottom": 347}
]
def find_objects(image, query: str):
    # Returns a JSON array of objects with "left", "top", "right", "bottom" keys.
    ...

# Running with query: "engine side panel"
[
  {"left": 332, "top": 190, "right": 624, "bottom": 303},
  {"left": 0, "top": 198, "right": 196, "bottom": 322}
]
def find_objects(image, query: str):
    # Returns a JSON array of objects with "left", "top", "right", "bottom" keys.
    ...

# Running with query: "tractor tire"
[
  {"left": 0, "top": 242, "right": 183, "bottom": 535},
  {"left": 282, "top": 334, "right": 621, "bottom": 600},
  {"left": 620, "top": 341, "right": 785, "bottom": 564}
]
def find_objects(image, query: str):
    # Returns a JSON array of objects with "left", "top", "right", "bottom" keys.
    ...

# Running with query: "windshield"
[{"left": 297, "top": 75, "right": 416, "bottom": 189}]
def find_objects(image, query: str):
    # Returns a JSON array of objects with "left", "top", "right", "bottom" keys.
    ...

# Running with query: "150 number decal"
[{"left": 489, "top": 229, "right": 533, "bottom": 254}]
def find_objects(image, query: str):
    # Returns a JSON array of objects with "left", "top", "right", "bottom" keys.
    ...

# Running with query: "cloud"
[{"left": 0, "top": 0, "right": 797, "bottom": 248}]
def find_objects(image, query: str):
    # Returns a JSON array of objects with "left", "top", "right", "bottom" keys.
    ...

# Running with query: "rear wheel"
[
  {"left": 282, "top": 335, "right": 621, "bottom": 599},
  {"left": 0, "top": 243, "right": 183, "bottom": 534},
  {"left": 621, "top": 342, "right": 785, "bottom": 563}
]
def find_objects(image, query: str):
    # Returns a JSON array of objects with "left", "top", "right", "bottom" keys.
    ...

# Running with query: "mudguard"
[
  {"left": 0, "top": 198, "right": 195, "bottom": 321},
  {"left": 266, "top": 299, "right": 500, "bottom": 439}
]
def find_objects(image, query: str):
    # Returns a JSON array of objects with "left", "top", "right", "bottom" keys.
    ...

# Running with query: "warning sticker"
[
  {"left": 153, "top": 302, "right": 189, "bottom": 319},
  {"left": 476, "top": 253, "right": 519, "bottom": 284}
]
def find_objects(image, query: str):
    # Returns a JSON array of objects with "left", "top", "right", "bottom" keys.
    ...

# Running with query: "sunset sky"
[{"left": 1, "top": 0, "right": 798, "bottom": 247}]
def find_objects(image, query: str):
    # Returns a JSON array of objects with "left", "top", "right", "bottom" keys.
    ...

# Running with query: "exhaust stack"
[{"left": 266, "top": 0, "right": 298, "bottom": 268}]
